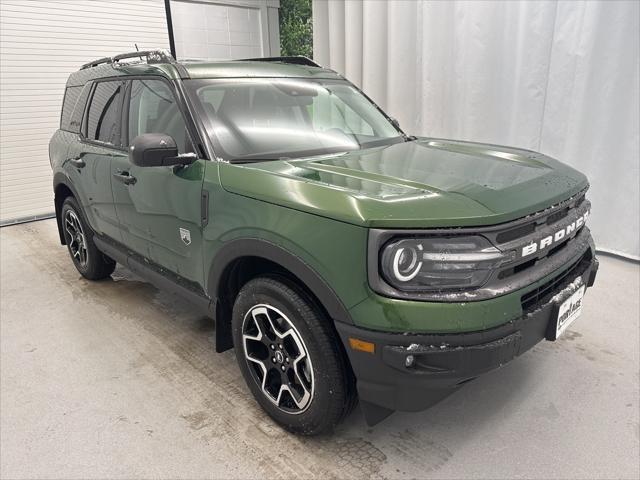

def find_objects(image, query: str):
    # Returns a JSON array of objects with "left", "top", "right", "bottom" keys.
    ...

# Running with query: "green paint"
[{"left": 51, "top": 59, "right": 593, "bottom": 335}]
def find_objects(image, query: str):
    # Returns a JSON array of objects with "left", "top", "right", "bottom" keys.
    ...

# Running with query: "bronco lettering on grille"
[{"left": 521, "top": 210, "right": 589, "bottom": 257}]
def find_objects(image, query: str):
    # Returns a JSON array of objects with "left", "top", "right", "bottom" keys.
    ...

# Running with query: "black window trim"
[{"left": 59, "top": 86, "right": 67, "bottom": 130}]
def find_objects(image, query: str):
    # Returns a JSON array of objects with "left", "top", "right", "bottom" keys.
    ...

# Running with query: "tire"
[
  {"left": 232, "top": 275, "right": 356, "bottom": 435},
  {"left": 61, "top": 196, "right": 116, "bottom": 280}
]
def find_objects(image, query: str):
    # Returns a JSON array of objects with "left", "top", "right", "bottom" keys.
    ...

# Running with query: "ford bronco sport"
[{"left": 50, "top": 50, "right": 598, "bottom": 435}]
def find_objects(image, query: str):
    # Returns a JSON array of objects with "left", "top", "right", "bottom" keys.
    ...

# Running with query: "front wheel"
[
  {"left": 61, "top": 197, "right": 115, "bottom": 280},
  {"left": 232, "top": 276, "right": 356, "bottom": 435}
]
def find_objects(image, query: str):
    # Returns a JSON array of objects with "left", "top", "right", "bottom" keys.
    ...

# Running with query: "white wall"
[
  {"left": 313, "top": 0, "right": 640, "bottom": 260},
  {"left": 170, "top": 0, "right": 280, "bottom": 60},
  {"left": 0, "top": 0, "right": 170, "bottom": 225}
]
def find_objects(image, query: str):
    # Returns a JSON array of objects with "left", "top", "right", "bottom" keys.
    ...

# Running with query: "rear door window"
[{"left": 86, "top": 81, "right": 124, "bottom": 146}]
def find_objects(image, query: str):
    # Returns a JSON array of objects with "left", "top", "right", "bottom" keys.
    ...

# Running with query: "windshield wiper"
[{"left": 228, "top": 157, "right": 286, "bottom": 164}]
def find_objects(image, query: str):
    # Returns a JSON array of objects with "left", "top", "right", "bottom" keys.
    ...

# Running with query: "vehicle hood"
[{"left": 219, "top": 137, "right": 589, "bottom": 228}]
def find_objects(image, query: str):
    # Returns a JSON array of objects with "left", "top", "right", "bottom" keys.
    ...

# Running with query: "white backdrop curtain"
[{"left": 313, "top": 0, "right": 640, "bottom": 260}]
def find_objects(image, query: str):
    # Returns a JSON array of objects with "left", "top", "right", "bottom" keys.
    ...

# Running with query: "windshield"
[{"left": 185, "top": 78, "right": 403, "bottom": 161}]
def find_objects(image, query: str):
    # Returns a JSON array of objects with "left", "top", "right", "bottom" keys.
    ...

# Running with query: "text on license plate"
[{"left": 552, "top": 285, "right": 586, "bottom": 340}]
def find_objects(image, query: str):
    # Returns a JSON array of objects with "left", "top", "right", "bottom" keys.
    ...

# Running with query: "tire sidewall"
[
  {"left": 61, "top": 197, "right": 91, "bottom": 275},
  {"left": 60, "top": 196, "right": 115, "bottom": 280},
  {"left": 232, "top": 277, "right": 343, "bottom": 433}
]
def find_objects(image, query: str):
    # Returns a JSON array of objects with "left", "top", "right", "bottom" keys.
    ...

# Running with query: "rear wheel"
[
  {"left": 61, "top": 197, "right": 115, "bottom": 280},
  {"left": 232, "top": 276, "right": 356, "bottom": 435}
]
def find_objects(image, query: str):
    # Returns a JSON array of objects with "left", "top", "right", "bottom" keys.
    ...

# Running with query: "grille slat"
[
  {"left": 520, "top": 251, "right": 592, "bottom": 312},
  {"left": 496, "top": 223, "right": 536, "bottom": 244},
  {"left": 546, "top": 207, "right": 570, "bottom": 225}
]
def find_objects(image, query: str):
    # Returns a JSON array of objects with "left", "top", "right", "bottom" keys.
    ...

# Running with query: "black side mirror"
[{"left": 129, "top": 133, "right": 196, "bottom": 167}]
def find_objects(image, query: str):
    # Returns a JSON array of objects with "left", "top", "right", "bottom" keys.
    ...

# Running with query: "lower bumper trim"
[{"left": 384, "top": 331, "right": 522, "bottom": 377}]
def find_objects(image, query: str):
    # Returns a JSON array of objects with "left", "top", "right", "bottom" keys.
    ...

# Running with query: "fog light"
[{"left": 405, "top": 355, "right": 415, "bottom": 367}]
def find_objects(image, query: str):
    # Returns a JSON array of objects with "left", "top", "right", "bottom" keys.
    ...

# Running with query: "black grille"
[
  {"left": 520, "top": 250, "right": 592, "bottom": 313},
  {"left": 498, "top": 227, "right": 581, "bottom": 281},
  {"left": 546, "top": 207, "right": 569, "bottom": 225},
  {"left": 496, "top": 223, "right": 536, "bottom": 244}
]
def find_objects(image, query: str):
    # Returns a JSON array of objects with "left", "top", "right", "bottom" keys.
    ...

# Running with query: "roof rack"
[
  {"left": 80, "top": 49, "right": 176, "bottom": 70},
  {"left": 238, "top": 56, "right": 323, "bottom": 68}
]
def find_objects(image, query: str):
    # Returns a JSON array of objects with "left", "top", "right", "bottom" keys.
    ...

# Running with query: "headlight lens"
[{"left": 380, "top": 236, "right": 513, "bottom": 292}]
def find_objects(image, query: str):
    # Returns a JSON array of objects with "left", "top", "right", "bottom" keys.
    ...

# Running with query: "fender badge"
[{"left": 179, "top": 227, "right": 191, "bottom": 246}]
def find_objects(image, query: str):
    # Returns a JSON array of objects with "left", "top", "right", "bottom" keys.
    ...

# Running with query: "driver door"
[{"left": 111, "top": 78, "right": 206, "bottom": 286}]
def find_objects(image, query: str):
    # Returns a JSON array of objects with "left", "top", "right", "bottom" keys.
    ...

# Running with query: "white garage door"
[
  {"left": 0, "top": 0, "right": 170, "bottom": 225},
  {"left": 170, "top": 0, "right": 280, "bottom": 60}
]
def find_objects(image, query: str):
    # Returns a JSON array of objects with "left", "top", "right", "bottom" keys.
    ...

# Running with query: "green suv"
[{"left": 50, "top": 50, "right": 598, "bottom": 435}]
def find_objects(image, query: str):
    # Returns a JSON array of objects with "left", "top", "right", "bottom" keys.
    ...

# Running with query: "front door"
[{"left": 111, "top": 78, "right": 206, "bottom": 286}]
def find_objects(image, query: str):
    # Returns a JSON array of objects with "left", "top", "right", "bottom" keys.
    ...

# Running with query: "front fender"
[{"left": 207, "top": 237, "right": 353, "bottom": 325}]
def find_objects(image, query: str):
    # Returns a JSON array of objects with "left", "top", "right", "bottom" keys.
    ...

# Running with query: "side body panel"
[
  {"left": 111, "top": 157, "right": 206, "bottom": 284},
  {"left": 49, "top": 130, "right": 72, "bottom": 172},
  {"left": 202, "top": 162, "right": 370, "bottom": 313}
]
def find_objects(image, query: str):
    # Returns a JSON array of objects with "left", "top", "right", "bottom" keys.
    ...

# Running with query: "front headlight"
[{"left": 380, "top": 236, "right": 513, "bottom": 292}]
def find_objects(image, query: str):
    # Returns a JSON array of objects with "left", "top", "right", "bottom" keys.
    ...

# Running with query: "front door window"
[{"left": 127, "top": 79, "right": 193, "bottom": 153}]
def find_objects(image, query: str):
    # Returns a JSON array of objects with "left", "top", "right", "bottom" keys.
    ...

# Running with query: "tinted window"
[
  {"left": 128, "top": 79, "right": 193, "bottom": 153},
  {"left": 87, "top": 81, "right": 123, "bottom": 145},
  {"left": 60, "top": 86, "right": 81, "bottom": 131},
  {"left": 68, "top": 85, "right": 91, "bottom": 134}
]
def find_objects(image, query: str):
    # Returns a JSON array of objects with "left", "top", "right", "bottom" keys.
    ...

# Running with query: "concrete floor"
[{"left": 0, "top": 219, "right": 638, "bottom": 479}]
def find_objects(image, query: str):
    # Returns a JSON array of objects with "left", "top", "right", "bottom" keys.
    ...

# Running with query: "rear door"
[
  {"left": 111, "top": 78, "right": 206, "bottom": 285},
  {"left": 65, "top": 80, "right": 127, "bottom": 241}
]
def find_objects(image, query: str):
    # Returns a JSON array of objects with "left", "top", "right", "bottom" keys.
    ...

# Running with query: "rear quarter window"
[
  {"left": 60, "top": 84, "right": 91, "bottom": 134},
  {"left": 60, "top": 86, "right": 81, "bottom": 131}
]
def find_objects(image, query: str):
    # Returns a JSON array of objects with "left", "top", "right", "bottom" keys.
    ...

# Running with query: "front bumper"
[{"left": 336, "top": 253, "right": 598, "bottom": 420}]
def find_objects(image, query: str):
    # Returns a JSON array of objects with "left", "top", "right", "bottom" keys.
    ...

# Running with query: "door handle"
[
  {"left": 69, "top": 157, "right": 85, "bottom": 168},
  {"left": 113, "top": 170, "right": 137, "bottom": 185}
]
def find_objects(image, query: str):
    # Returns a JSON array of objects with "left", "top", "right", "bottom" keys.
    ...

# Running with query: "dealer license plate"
[{"left": 549, "top": 284, "right": 586, "bottom": 340}]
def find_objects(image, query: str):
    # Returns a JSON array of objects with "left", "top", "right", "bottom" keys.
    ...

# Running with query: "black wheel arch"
[
  {"left": 53, "top": 172, "right": 81, "bottom": 245},
  {"left": 208, "top": 238, "right": 354, "bottom": 352}
]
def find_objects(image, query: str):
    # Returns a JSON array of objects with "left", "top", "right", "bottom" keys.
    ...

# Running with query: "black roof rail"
[
  {"left": 80, "top": 49, "right": 190, "bottom": 78},
  {"left": 80, "top": 50, "right": 170, "bottom": 69},
  {"left": 238, "top": 56, "right": 323, "bottom": 68}
]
